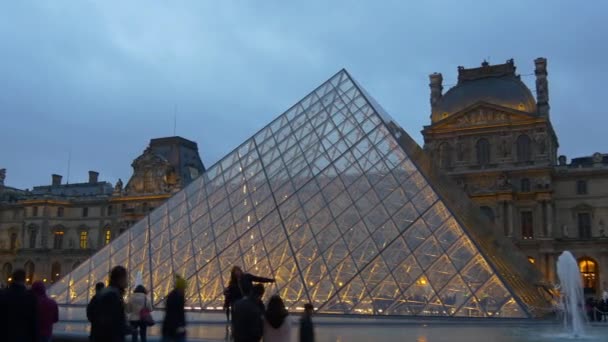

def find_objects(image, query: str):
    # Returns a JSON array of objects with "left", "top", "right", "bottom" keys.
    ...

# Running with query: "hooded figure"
[
  {"left": 263, "top": 295, "right": 292, "bottom": 342},
  {"left": 32, "top": 281, "right": 59, "bottom": 342}
]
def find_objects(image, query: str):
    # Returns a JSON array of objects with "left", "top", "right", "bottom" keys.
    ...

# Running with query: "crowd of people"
[
  {"left": 0, "top": 269, "right": 59, "bottom": 342},
  {"left": 0, "top": 265, "right": 315, "bottom": 342},
  {"left": 223, "top": 266, "right": 315, "bottom": 342}
]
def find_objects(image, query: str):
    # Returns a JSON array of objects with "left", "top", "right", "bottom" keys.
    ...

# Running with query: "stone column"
[
  {"left": 507, "top": 202, "right": 514, "bottom": 237},
  {"left": 546, "top": 202, "right": 553, "bottom": 238}
]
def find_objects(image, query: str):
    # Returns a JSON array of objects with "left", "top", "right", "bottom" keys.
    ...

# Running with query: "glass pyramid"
[{"left": 49, "top": 70, "right": 550, "bottom": 318}]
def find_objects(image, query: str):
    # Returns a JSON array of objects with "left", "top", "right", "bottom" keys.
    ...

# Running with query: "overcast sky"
[{"left": 1, "top": 1, "right": 606, "bottom": 189}]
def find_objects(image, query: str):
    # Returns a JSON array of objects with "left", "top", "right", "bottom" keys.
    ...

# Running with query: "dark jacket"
[
  {"left": 162, "top": 289, "right": 186, "bottom": 338},
  {"left": 31, "top": 282, "right": 59, "bottom": 338},
  {"left": 87, "top": 293, "right": 102, "bottom": 339},
  {"left": 91, "top": 286, "right": 129, "bottom": 342},
  {"left": 299, "top": 315, "right": 314, "bottom": 342},
  {"left": 232, "top": 296, "right": 263, "bottom": 342},
  {"left": 0, "top": 283, "right": 39, "bottom": 342}
]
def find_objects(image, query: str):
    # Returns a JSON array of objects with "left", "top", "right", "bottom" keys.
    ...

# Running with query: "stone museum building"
[
  {"left": 422, "top": 58, "right": 608, "bottom": 295},
  {"left": 0, "top": 137, "right": 205, "bottom": 285}
]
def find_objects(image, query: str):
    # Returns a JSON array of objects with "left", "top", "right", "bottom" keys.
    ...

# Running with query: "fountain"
[{"left": 556, "top": 251, "right": 586, "bottom": 337}]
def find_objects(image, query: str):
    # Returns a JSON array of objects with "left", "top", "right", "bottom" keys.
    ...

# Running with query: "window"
[
  {"left": 579, "top": 258, "right": 598, "bottom": 294},
  {"left": 82, "top": 207, "right": 88, "bottom": 217},
  {"left": 51, "top": 262, "right": 61, "bottom": 283},
  {"left": 480, "top": 206, "right": 495, "bottom": 223},
  {"left": 520, "top": 178, "right": 530, "bottom": 192},
  {"left": 438, "top": 142, "right": 452, "bottom": 169},
  {"left": 9, "top": 233, "right": 17, "bottom": 250},
  {"left": 80, "top": 231, "right": 88, "bottom": 249},
  {"left": 57, "top": 207, "right": 64, "bottom": 217},
  {"left": 516, "top": 135, "right": 532, "bottom": 162},
  {"left": 107, "top": 205, "right": 113, "bottom": 216},
  {"left": 53, "top": 231, "right": 64, "bottom": 249},
  {"left": 29, "top": 229, "right": 37, "bottom": 249},
  {"left": 576, "top": 180, "right": 587, "bottom": 195},
  {"left": 476, "top": 138, "right": 490, "bottom": 166},
  {"left": 521, "top": 211, "right": 534, "bottom": 239},
  {"left": 578, "top": 213, "right": 592, "bottom": 239},
  {"left": 25, "top": 261, "right": 34, "bottom": 284},
  {"left": 32, "top": 206, "right": 38, "bottom": 217},
  {"left": 104, "top": 229, "right": 112, "bottom": 245}
]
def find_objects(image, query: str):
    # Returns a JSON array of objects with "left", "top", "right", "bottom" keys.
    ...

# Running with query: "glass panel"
[
  {"left": 412, "top": 235, "right": 442, "bottom": 270},
  {"left": 426, "top": 254, "right": 458, "bottom": 293},
  {"left": 437, "top": 274, "right": 472, "bottom": 316},
  {"left": 422, "top": 202, "right": 450, "bottom": 232},
  {"left": 392, "top": 202, "right": 418, "bottom": 232},
  {"left": 434, "top": 217, "right": 463, "bottom": 251},
  {"left": 454, "top": 295, "right": 485, "bottom": 317},
  {"left": 498, "top": 298, "right": 526, "bottom": 318},
  {"left": 460, "top": 255, "right": 493, "bottom": 293},
  {"left": 447, "top": 234, "right": 477, "bottom": 271},
  {"left": 402, "top": 219, "right": 432, "bottom": 251}
]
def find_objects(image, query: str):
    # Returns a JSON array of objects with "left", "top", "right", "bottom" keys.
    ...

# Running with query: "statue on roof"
[{"left": 0, "top": 168, "right": 5, "bottom": 186}]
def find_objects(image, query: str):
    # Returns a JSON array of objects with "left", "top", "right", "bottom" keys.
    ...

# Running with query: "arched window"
[
  {"left": 476, "top": 138, "right": 490, "bottom": 166},
  {"left": 517, "top": 135, "right": 532, "bottom": 162},
  {"left": 104, "top": 228, "right": 112, "bottom": 245},
  {"left": 9, "top": 233, "right": 17, "bottom": 250},
  {"left": 480, "top": 206, "right": 495, "bottom": 223},
  {"left": 2, "top": 263, "right": 12, "bottom": 283},
  {"left": 29, "top": 228, "right": 37, "bottom": 249},
  {"left": 53, "top": 230, "right": 64, "bottom": 249},
  {"left": 520, "top": 178, "right": 530, "bottom": 192},
  {"left": 80, "top": 231, "right": 88, "bottom": 249},
  {"left": 24, "top": 261, "right": 35, "bottom": 284},
  {"left": 51, "top": 262, "right": 61, "bottom": 283},
  {"left": 438, "top": 142, "right": 452, "bottom": 169},
  {"left": 578, "top": 258, "right": 598, "bottom": 294}
]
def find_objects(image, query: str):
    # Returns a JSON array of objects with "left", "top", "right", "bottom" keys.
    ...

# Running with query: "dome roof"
[{"left": 431, "top": 60, "right": 537, "bottom": 122}]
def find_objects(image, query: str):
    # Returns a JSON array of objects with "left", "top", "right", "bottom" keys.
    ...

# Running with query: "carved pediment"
[{"left": 428, "top": 103, "right": 538, "bottom": 131}]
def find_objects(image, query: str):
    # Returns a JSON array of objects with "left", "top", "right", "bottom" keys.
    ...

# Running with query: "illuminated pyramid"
[{"left": 50, "top": 70, "right": 551, "bottom": 317}]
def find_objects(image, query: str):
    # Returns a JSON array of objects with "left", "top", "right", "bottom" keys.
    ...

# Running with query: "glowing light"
[
  {"left": 338, "top": 282, "right": 343, "bottom": 286},
  {"left": 43, "top": 279, "right": 47, "bottom": 282}
]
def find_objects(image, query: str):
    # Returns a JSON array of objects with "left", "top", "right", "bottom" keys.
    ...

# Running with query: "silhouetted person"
[
  {"left": 232, "top": 286, "right": 264, "bottom": 342},
  {"left": 224, "top": 266, "right": 275, "bottom": 322},
  {"left": 264, "top": 295, "right": 292, "bottom": 342},
  {"left": 127, "top": 285, "right": 153, "bottom": 342},
  {"left": 162, "top": 276, "right": 187, "bottom": 342},
  {"left": 0, "top": 269, "right": 39, "bottom": 342},
  {"left": 299, "top": 303, "right": 315, "bottom": 342},
  {"left": 252, "top": 284, "right": 266, "bottom": 313},
  {"left": 32, "top": 281, "right": 59, "bottom": 342},
  {"left": 93, "top": 266, "right": 130, "bottom": 342},
  {"left": 87, "top": 282, "right": 105, "bottom": 341}
]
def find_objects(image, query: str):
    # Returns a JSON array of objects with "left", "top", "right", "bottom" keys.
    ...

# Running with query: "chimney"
[
  {"left": 429, "top": 72, "right": 443, "bottom": 109},
  {"left": 0, "top": 168, "right": 5, "bottom": 187},
  {"left": 88, "top": 171, "right": 99, "bottom": 184},
  {"left": 52, "top": 174, "right": 62, "bottom": 186},
  {"left": 534, "top": 57, "right": 550, "bottom": 117}
]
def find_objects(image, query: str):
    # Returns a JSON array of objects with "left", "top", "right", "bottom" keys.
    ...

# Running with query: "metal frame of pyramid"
[{"left": 49, "top": 69, "right": 552, "bottom": 318}]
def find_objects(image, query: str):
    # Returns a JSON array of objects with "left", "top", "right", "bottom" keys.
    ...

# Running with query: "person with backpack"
[{"left": 127, "top": 285, "right": 153, "bottom": 342}]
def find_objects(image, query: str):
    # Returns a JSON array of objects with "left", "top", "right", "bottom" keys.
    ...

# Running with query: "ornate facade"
[
  {"left": 0, "top": 136, "right": 205, "bottom": 285},
  {"left": 422, "top": 58, "right": 608, "bottom": 296}
]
